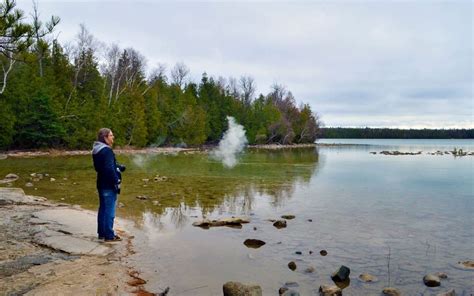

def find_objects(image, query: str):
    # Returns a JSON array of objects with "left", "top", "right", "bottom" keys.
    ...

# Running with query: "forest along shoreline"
[{"left": 0, "top": 187, "right": 156, "bottom": 296}]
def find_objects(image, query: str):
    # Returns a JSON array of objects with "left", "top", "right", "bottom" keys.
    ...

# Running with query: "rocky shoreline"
[
  {"left": 0, "top": 144, "right": 320, "bottom": 159},
  {"left": 0, "top": 187, "right": 153, "bottom": 295}
]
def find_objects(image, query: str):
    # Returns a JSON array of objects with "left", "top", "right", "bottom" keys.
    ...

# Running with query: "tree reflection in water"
[{"left": 131, "top": 148, "right": 322, "bottom": 228}]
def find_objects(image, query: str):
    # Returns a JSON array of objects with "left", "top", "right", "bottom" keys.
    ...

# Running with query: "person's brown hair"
[{"left": 97, "top": 128, "right": 112, "bottom": 144}]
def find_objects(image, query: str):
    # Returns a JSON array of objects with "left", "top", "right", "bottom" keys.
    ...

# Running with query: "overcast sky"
[{"left": 17, "top": 0, "right": 472, "bottom": 128}]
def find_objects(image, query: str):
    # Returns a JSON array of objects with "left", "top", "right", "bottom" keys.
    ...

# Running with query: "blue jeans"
[{"left": 97, "top": 189, "right": 117, "bottom": 240}]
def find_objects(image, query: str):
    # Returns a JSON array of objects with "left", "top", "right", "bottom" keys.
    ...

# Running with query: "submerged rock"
[
  {"left": 436, "top": 289, "right": 456, "bottom": 296},
  {"left": 331, "top": 265, "right": 350, "bottom": 282},
  {"left": 281, "top": 215, "right": 295, "bottom": 220},
  {"left": 435, "top": 272, "right": 448, "bottom": 279},
  {"left": 192, "top": 217, "right": 250, "bottom": 228},
  {"left": 319, "top": 285, "right": 342, "bottom": 296},
  {"left": 136, "top": 195, "right": 149, "bottom": 200},
  {"left": 304, "top": 266, "right": 315, "bottom": 273},
  {"left": 359, "top": 273, "right": 377, "bottom": 282},
  {"left": 243, "top": 239, "right": 266, "bottom": 249},
  {"left": 0, "top": 173, "right": 19, "bottom": 184},
  {"left": 458, "top": 260, "right": 474, "bottom": 269},
  {"left": 223, "top": 281, "right": 262, "bottom": 296},
  {"left": 288, "top": 261, "right": 297, "bottom": 271},
  {"left": 382, "top": 287, "right": 401, "bottom": 296},
  {"left": 281, "top": 289, "right": 299, "bottom": 296},
  {"left": 320, "top": 250, "right": 328, "bottom": 256},
  {"left": 423, "top": 274, "right": 441, "bottom": 287},
  {"left": 273, "top": 220, "right": 287, "bottom": 229}
]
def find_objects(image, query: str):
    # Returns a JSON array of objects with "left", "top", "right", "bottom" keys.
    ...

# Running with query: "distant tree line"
[
  {"left": 321, "top": 128, "right": 474, "bottom": 139},
  {"left": 0, "top": 0, "right": 321, "bottom": 150}
]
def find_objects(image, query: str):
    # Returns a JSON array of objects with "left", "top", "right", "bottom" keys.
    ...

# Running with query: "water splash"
[{"left": 211, "top": 116, "right": 248, "bottom": 168}]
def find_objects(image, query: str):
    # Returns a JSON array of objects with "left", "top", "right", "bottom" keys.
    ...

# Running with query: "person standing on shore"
[{"left": 92, "top": 128, "right": 123, "bottom": 242}]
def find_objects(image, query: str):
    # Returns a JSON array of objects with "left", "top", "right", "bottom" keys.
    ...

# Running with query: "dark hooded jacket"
[{"left": 92, "top": 141, "right": 120, "bottom": 192}]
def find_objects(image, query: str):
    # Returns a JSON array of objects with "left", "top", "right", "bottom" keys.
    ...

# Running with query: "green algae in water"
[{"left": 0, "top": 148, "right": 319, "bottom": 220}]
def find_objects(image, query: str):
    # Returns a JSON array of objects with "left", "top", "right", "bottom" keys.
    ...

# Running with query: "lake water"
[{"left": 0, "top": 139, "right": 472, "bottom": 295}]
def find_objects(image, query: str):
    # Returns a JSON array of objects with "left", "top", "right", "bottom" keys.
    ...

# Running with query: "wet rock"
[
  {"left": 223, "top": 281, "right": 262, "bottom": 296},
  {"left": 318, "top": 285, "right": 342, "bottom": 296},
  {"left": 307, "top": 219, "right": 312, "bottom": 222},
  {"left": 295, "top": 251, "right": 302, "bottom": 255},
  {"left": 359, "top": 273, "right": 377, "bottom": 282},
  {"left": 288, "top": 261, "right": 297, "bottom": 271},
  {"left": 382, "top": 287, "right": 401, "bottom": 296},
  {"left": 136, "top": 195, "right": 149, "bottom": 200},
  {"left": 243, "top": 239, "right": 266, "bottom": 249},
  {"left": 279, "top": 287, "right": 288, "bottom": 295},
  {"left": 153, "top": 175, "right": 168, "bottom": 182},
  {"left": 423, "top": 274, "right": 441, "bottom": 287},
  {"left": 435, "top": 272, "right": 448, "bottom": 279},
  {"left": 304, "top": 266, "right": 315, "bottom": 273},
  {"left": 0, "top": 173, "right": 19, "bottom": 184},
  {"left": 309, "top": 251, "right": 313, "bottom": 254},
  {"left": 273, "top": 220, "right": 287, "bottom": 229},
  {"left": 333, "top": 278, "right": 350, "bottom": 289},
  {"left": 281, "top": 215, "right": 295, "bottom": 220},
  {"left": 436, "top": 289, "right": 456, "bottom": 296},
  {"left": 192, "top": 217, "right": 250, "bottom": 228},
  {"left": 5, "top": 173, "right": 18, "bottom": 179},
  {"left": 253, "top": 227, "right": 257, "bottom": 231},
  {"left": 284, "top": 282, "right": 299, "bottom": 288},
  {"left": 458, "top": 260, "right": 474, "bottom": 269},
  {"left": 331, "top": 265, "right": 350, "bottom": 282},
  {"left": 320, "top": 250, "right": 328, "bottom": 256},
  {"left": 281, "top": 290, "right": 299, "bottom": 296}
]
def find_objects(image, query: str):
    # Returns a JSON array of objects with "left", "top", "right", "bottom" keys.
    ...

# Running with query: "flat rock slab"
[
  {"left": 35, "top": 235, "right": 112, "bottom": 256},
  {"left": 32, "top": 208, "right": 98, "bottom": 237},
  {"left": 0, "top": 188, "right": 46, "bottom": 205},
  {"left": 29, "top": 208, "right": 119, "bottom": 256}
]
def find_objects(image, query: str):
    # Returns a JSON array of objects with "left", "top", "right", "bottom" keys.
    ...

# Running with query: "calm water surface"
[{"left": 0, "top": 140, "right": 472, "bottom": 295}]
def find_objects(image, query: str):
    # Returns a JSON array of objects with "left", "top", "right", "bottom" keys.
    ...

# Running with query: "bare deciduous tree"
[
  {"left": 66, "top": 24, "right": 99, "bottom": 110},
  {"left": 170, "top": 62, "right": 189, "bottom": 88},
  {"left": 101, "top": 43, "right": 120, "bottom": 105},
  {"left": 239, "top": 75, "right": 255, "bottom": 106},
  {"left": 148, "top": 62, "right": 167, "bottom": 84},
  {"left": 226, "top": 76, "right": 240, "bottom": 98}
]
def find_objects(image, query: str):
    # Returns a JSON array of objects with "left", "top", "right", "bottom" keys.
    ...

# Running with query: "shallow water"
[{"left": 0, "top": 141, "right": 473, "bottom": 295}]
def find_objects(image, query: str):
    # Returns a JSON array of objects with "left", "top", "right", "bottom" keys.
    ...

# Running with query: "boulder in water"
[
  {"left": 223, "top": 281, "right": 262, "bottom": 296},
  {"left": 382, "top": 287, "right": 401, "bottom": 296},
  {"left": 243, "top": 239, "right": 266, "bottom": 249},
  {"left": 318, "top": 285, "right": 342, "bottom": 296},
  {"left": 273, "top": 220, "right": 287, "bottom": 229},
  {"left": 359, "top": 273, "right": 377, "bottom": 282},
  {"left": 423, "top": 274, "right": 441, "bottom": 287},
  {"left": 331, "top": 265, "right": 350, "bottom": 282}
]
